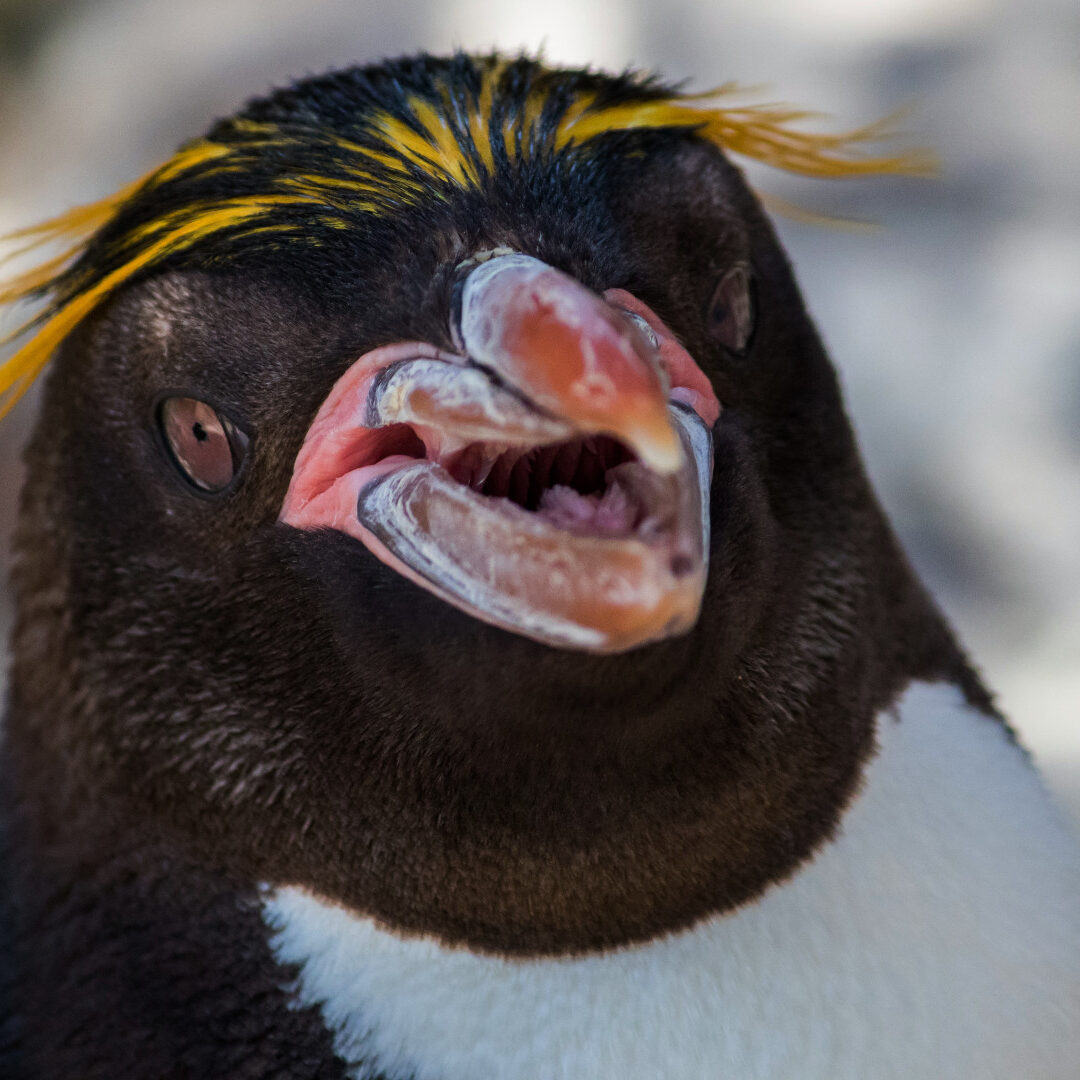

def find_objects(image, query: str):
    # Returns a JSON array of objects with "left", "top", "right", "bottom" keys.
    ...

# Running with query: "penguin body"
[
  {"left": 264, "top": 682, "right": 1080, "bottom": 1080},
  {"left": 1, "top": 53, "right": 1078, "bottom": 1078}
]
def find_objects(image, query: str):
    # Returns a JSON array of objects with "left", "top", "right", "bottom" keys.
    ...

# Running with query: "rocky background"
[{"left": 1, "top": 0, "right": 1077, "bottom": 824}]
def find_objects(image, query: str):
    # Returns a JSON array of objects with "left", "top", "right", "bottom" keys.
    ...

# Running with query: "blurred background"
[{"left": 0, "top": 0, "right": 1077, "bottom": 824}]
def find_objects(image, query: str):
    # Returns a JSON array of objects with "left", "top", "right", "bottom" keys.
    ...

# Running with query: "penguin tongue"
[
  {"left": 537, "top": 478, "right": 639, "bottom": 536},
  {"left": 280, "top": 272, "right": 716, "bottom": 653}
]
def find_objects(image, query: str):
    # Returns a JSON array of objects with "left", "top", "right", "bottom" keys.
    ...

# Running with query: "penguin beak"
[
  {"left": 281, "top": 253, "right": 718, "bottom": 653},
  {"left": 455, "top": 253, "right": 684, "bottom": 475}
]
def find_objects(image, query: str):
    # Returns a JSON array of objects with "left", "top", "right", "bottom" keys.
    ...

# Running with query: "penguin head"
[{"left": 4, "top": 54, "right": 960, "bottom": 954}]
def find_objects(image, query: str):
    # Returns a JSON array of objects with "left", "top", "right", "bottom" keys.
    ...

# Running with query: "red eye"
[
  {"left": 159, "top": 397, "right": 248, "bottom": 493},
  {"left": 707, "top": 265, "right": 754, "bottom": 354}
]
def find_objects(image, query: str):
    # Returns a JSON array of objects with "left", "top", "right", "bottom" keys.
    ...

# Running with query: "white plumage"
[{"left": 265, "top": 680, "right": 1080, "bottom": 1080}]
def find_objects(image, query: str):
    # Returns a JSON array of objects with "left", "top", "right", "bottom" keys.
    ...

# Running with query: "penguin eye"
[
  {"left": 158, "top": 397, "right": 248, "bottom": 493},
  {"left": 707, "top": 265, "right": 754, "bottom": 354}
]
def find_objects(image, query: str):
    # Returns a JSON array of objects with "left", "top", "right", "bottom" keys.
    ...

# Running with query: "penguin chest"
[{"left": 262, "top": 681, "right": 1080, "bottom": 1080}]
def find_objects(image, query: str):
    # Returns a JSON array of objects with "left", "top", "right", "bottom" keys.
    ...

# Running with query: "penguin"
[{"left": 0, "top": 52, "right": 1077, "bottom": 1080}]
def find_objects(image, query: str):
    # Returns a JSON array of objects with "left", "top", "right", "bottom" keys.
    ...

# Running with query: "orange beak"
[{"left": 457, "top": 253, "right": 683, "bottom": 474}]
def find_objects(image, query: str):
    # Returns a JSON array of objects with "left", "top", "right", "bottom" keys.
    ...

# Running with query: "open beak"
[{"left": 281, "top": 253, "right": 717, "bottom": 653}]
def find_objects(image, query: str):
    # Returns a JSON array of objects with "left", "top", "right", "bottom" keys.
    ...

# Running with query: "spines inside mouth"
[
  {"left": 450, "top": 435, "right": 634, "bottom": 507},
  {"left": 463, "top": 435, "right": 646, "bottom": 538},
  {"left": 369, "top": 424, "right": 652, "bottom": 538}
]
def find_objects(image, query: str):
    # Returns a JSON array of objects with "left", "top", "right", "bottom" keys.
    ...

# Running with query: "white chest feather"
[{"left": 263, "top": 681, "right": 1080, "bottom": 1080}]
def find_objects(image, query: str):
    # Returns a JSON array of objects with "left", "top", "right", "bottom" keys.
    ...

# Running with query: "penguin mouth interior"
[
  {"left": 341, "top": 421, "right": 664, "bottom": 538},
  {"left": 280, "top": 286, "right": 716, "bottom": 653}
]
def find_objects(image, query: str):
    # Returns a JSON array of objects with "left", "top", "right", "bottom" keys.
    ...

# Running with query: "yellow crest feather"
[{"left": 0, "top": 63, "right": 935, "bottom": 419}]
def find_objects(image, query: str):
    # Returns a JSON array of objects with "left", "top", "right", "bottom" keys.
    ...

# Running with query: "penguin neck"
[{"left": 261, "top": 679, "right": 1080, "bottom": 1080}]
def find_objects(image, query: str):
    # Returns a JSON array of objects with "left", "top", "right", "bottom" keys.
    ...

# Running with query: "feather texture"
[{"left": 0, "top": 53, "right": 933, "bottom": 418}]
